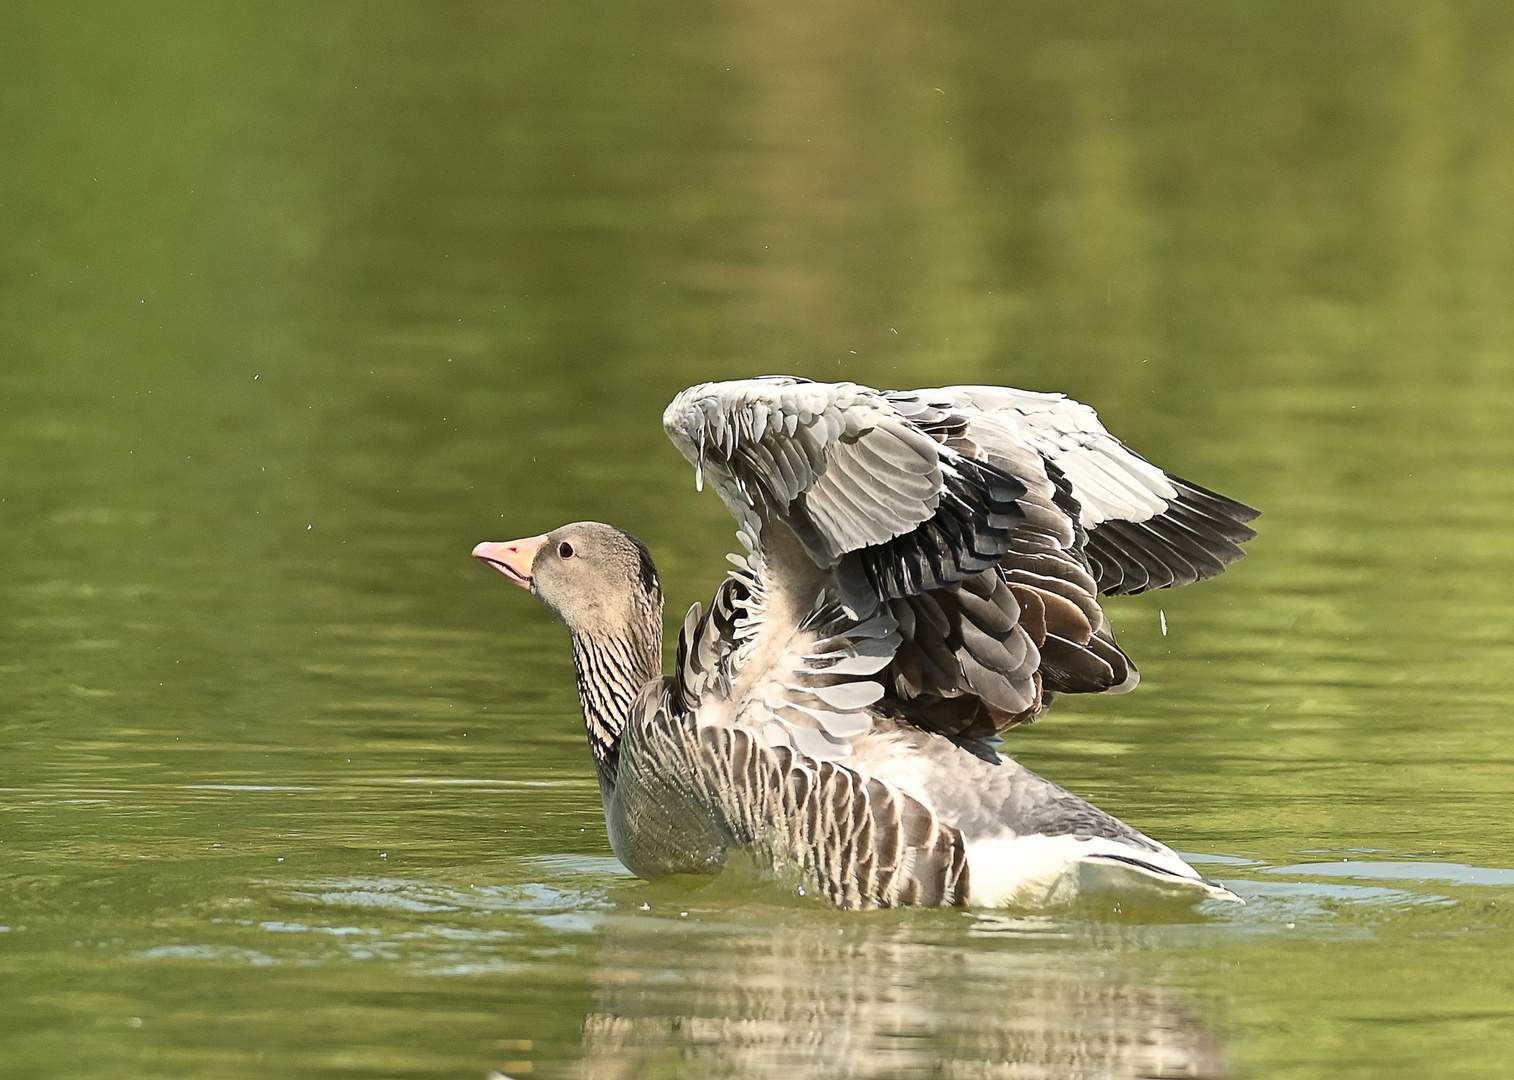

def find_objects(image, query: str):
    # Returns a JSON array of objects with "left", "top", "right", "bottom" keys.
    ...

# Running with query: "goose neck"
[{"left": 569, "top": 622, "right": 662, "bottom": 780}]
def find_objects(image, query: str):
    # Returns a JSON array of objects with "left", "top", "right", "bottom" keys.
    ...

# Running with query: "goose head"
[{"left": 473, "top": 521, "right": 663, "bottom": 649}]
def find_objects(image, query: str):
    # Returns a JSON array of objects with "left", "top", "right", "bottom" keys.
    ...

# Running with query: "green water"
[{"left": 3, "top": 1, "right": 1514, "bottom": 1076}]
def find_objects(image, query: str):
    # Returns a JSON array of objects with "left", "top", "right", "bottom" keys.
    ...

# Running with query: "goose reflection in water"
[{"left": 562, "top": 905, "right": 1228, "bottom": 1080}]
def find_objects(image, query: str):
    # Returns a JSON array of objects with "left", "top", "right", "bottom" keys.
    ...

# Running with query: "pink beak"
[{"left": 472, "top": 534, "right": 547, "bottom": 591}]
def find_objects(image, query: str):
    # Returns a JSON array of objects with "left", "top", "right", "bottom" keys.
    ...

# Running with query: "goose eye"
[{"left": 558, "top": 541, "right": 575, "bottom": 559}]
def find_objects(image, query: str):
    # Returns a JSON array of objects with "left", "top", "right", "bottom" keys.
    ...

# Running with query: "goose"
[{"left": 473, "top": 378, "right": 1257, "bottom": 909}]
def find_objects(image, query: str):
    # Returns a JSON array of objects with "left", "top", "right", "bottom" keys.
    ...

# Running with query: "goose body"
[{"left": 474, "top": 378, "right": 1257, "bottom": 909}]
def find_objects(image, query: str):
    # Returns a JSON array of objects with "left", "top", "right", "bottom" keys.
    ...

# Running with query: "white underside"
[{"left": 964, "top": 833, "right": 1241, "bottom": 908}]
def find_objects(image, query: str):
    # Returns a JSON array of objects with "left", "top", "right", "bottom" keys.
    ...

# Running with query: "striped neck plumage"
[{"left": 568, "top": 619, "right": 663, "bottom": 780}]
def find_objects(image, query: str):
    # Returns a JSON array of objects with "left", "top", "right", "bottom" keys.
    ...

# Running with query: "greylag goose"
[{"left": 473, "top": 378, "right": 1257, "bottom": 909}]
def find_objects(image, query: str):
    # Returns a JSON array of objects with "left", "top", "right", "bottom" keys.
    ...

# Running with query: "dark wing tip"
[{"left": 1086, "top": 474, "right": 1258, "bottom": 596}]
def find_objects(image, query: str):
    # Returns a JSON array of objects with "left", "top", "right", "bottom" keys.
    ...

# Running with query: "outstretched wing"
[
  {"left": 663, "top": 377, "right": 1256, "bottom": 743},
  {"left": 919, "top": 386, "right": 1260, "bottom": 595}
]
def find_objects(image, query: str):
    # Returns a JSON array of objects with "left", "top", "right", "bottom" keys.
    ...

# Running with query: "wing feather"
[{"left": 663, "top": 377, "right": 1255, "bottom": 746}]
